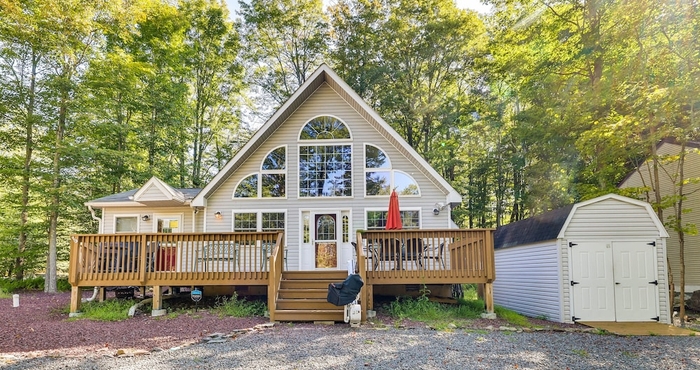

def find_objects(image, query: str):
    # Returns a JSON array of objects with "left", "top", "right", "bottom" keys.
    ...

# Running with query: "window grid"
[
  {"left": 233, "top": 213, "right": 257, "bottom": 231},
  {"left": 366, "top": 210, "right": 420, "bottom": 230},
  {"left": 262, "top": 212, "right": 285, "bottom": 231},
  {"left": 299, "top": 145, "right": 352, "bottom": 197}
]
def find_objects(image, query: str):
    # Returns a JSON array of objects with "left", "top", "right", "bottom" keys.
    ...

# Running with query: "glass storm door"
[{"left": 314, "top": 213, "right": 339, "bottom": 268}]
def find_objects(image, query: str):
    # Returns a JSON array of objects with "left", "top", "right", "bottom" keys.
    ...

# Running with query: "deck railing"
[
  {"left": 267, "top": 232, "right": 285, "bottom": 322},
  {"left": 357, "top": 229, "right": 495, "bottom": 285},
  {"left": 69, "top": 232, "right": 283, "bottom": 288}
]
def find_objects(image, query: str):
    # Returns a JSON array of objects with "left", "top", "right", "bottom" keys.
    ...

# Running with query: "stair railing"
[{"left": 267, "top": 232, "right": 284, "bottom": 322}]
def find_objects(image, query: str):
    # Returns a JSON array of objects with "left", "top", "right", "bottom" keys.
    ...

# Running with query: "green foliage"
[
  {"left": 385, "top": 290, "right": 485, "bottom": 326},
  {"left": 71, "top": 299, "right": 136, "bottom": 322},
  {"left": 494, "top": 305, "right": 530, "bottom": 327},
  {"left": 212, "top": 293, "right": 267, "bottom": 317},
  {"left": 0, "top": 277, "right": 72, "bottom": 293}
]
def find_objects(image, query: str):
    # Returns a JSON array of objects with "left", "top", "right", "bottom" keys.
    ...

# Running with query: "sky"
[{"left": 224, "top": 0, "right": 492, "bottom": 17}]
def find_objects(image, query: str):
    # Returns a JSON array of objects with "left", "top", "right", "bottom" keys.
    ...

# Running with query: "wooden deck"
[{"left": 68, "top": 229, "right": 495, "bottom": 322}]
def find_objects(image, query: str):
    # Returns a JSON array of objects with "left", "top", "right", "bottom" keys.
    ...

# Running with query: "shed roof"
[{"left": 494, "top": 204, "right": 574, "bottom": 249}]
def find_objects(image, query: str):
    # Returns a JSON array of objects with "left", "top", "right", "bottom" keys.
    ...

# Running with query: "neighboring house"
[
  {"left": 493, "top": 194, "right": 671, "bottom": 324},
  {"left": 85, "top": 64, "right": 461, "bottom": 271},
  {"left": 619, "top": 139, "right": 700, "bottom": 292}
]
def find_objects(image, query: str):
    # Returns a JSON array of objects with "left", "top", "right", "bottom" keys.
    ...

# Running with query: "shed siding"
[
  {"left": 558, "top": 239, "right": 572, "bottom": 323},
  {"left": 620, "top": 143, "right": 700, "bottom": 289},
  {"left": 493, "top": 241, "right": 562, "bottom": 322},
  {"left": 561, "top": 198, "right": 661, "bottom": 239},
  {"left": 204, "top": 83, "right": 450, "bottom": 270}
]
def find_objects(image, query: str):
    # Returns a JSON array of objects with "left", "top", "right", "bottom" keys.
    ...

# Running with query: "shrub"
[
  {"left": 70, "top": 299, "right": 136, "bottom": 321},
  {"left": 213, "top": 293, "right": 266, "bottom": 317}
]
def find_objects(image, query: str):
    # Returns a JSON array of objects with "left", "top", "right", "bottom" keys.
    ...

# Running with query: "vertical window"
[
  {"left": 303, "top": 212, "right": 310, "bottom": 243},
  {"left": 299, "top": 145, "right": 352, "bottom": 197},
  {"left": 342, "top": 215, "right": 349, "bottom": 243},
  {"left": 115, "top": 216, "right": 137, "bottom": 233}
]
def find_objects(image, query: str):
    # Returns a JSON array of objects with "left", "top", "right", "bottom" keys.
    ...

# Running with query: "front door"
[
  {"left": 313, "top": 212, "right": 339, "bottom": 269},
  {"left": 612, "top": 241, "right": 657, "bottom": 322}
]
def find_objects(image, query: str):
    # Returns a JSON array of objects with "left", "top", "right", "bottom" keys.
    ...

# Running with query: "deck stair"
[{"left": 273, "top": 270, "right": 348, "bottom": 322}]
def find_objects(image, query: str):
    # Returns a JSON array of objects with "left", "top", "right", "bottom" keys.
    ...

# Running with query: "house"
[
  {"left": 70, "top": 64, "right": 495, "bottom": 321},
  {"left": 618, "top": 139, "right": 700, "bottom": 293},
  {"left": 493, "top": 194, "right": 671, "bottom": 324}
]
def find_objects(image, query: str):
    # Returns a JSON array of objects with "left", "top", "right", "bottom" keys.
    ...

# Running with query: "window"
[
  {"left": 342, "top": 215, "right": 349, "bottom": 243},
  {"left": 233, "top": 146, "right": 286, "bottom": 198},
  {"left": 157, "top": 217, "right": 180, "bottom": 233},
  {"left": 115, "top": 216, "right": 137, "bottom": 233},
  {"left": 366, "top": 210, "right": 420, "bottom": 230},
  {"left": 365, "top": 144, "right": 420, "bottom": 196},
  {"left": 299, "top": 145, "right": 352, "bottom": 197},
  {"left": 299, "top": 116, "right": 350, "bottom": 140},
  {"left": 233, "top": 211, "right": 286, "bottom": 232}
]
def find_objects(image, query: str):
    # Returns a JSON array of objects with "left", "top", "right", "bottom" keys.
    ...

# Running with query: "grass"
[
  {"left": 0, "top": 289, "right": 11, "bottom": 299},
  {"left": 383, "top": 284, "right": 533, "bottom": 330},
  {"left": 212, "top": 293, "right": 267, "bottom": 317},
  {"left": 68, "top": 299, "right": 137, "bottom": 321},
  {"left": 572, "top": 349, "right": 589, "bottom": 357}
]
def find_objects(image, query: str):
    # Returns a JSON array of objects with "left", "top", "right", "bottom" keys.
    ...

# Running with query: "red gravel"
[{"left": 0, "top": 291, "right": 267, "bottom": 358}]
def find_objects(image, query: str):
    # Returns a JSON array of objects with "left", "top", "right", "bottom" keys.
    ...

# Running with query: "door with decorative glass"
[{"left": 311, "top": 211, "right": 340, "bottom": 269}]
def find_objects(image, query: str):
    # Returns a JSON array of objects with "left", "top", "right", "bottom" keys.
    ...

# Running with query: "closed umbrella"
[{"left": 385, "top": 190, "right": 402, "bottom": 230}]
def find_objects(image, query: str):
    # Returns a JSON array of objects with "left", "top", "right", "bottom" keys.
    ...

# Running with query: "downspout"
[
  {"left": 85, "top": 205, "right": 102, "bottom": 301},
  {"left": 87, "top": 205, "right": 102, "bottom": 234}
]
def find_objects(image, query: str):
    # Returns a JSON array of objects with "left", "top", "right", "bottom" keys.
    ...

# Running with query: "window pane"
[
  {"left": 157, "top": 218, "right": 179, "bottom": 233},
  {"left": 299, "top": 116, "right": 350, "bottom": 140},
  {"left": 395, "top": 172, "right": 420, "bottom": 195},
  {"left": 400, "top": 210, "right": 420, "bottom": 229},
  {"left": 261, "top": 174, "right": 285, "bottom": 197},
  {"left": 365, "top": 145, "right": 390, "bottom": 168},
  {"left": 234, "top": 174, "right": 258, "bottom": 198},
  {"left": 262, "top": 212, "right": 285, "bottom": 230},
  {"left": 299, "top": 145, "right": 352, "bottom": 197},
  {"left": 316, "top": 215, "right": 336, "bottom": 240},
  {"left": 262, "top": 147, "right": 285, "bottom": 170},
  {"left": 234, "top": 213, "right": 257, "bottom": 231},
  {"left": 365, "top": 171, "right": 391, "bottom": 196},
  {"left": 303, "top": 213, "right": 310, "bottom": 243},
  {"left": 342, "top": 215, "right": 349, "bottom": 243},
  {"left": 366, "top": 211, "right": 387, "bottom": 230},
  {"left": 116, "top": 217, "right": 137, "bottom": 233}
]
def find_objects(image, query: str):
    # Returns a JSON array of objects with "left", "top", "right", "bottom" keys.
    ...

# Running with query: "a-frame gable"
[
  {"left": 192, "top": 64, "right": 461, "bottom": 207},
  {"left": 133, "top": 176, "right": 186, "bottom": 203}
]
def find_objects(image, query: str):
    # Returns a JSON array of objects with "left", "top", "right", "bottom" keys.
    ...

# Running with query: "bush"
[
  {"left": 0, "top": 277, "right": 72, "bottom": 293},
  {"left": 70, "top": 299, "right": 136, "bottom": 321}
]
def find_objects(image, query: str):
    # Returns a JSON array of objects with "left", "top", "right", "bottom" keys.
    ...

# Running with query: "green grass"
[
  {"left": 572, "top": 349, "right": 589, "bottom": 357},
  {"left": 69, "top": 299, "right": 136, "bottom": 321},
  {"left": 383, "top": 284, "right": 533, "bottom": 330},
  {"left": 0, "top": 277, "right": 72, "bottom": 293},
  {"left": 0, "top": 289, "right": 11, "bottom": 299},
  {"left": 212, "top": 293, "right": 266, "bottom": 317}
]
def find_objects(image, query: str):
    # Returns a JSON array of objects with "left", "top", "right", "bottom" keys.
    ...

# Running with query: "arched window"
[
  {"left": 299, "top": 116, "right": 351, "bottom": 140},
  {"left": 233, "top": 146, "right": 287, "bottom": 198},
  {"left": 364, "top": 144, "right": 420, "bottom": 196},
  {"left": 299, "top": 117, "right": 352, "bottom": 197}
]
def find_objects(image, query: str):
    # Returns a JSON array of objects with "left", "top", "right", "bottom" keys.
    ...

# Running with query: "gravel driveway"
[{"left": 4, "top": 324, "right": 699, "bottom": 370}]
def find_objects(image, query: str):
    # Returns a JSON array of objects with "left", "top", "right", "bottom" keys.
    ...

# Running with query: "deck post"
[
  {"left": 484, "top": 282, "right": 494, "bottom": 314},
  {"left": 152, "top": 285, "right": 163, "bottom": 315},
  {"left": 69, "top": 286, "right": 81, "bottom": 316}
]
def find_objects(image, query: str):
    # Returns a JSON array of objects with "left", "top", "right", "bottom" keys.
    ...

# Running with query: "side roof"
[
  {"left": 191, "top": 64, "right": 462, "bottom": 207},
  {"left": 86, "top": 177, "right": 201, "bottom": 208},
  {"left": 494, "top": 204, "right": 573, "bottom": 249}
]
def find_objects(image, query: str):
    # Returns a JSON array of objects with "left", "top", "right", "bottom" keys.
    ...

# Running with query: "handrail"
[
  {"left": 267, "top": 232, "right": 284, "bottom": 321},
  {"left": 355, "top": 231, "right": 367, "bottom": 321}
]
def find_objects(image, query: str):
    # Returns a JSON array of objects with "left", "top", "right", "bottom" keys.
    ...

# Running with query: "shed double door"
[{"left": 570, "top": 241, "right": 658, "bottom": 322}]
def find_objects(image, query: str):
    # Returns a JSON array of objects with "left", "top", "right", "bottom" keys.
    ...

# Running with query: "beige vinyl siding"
[
  {"left": 102, "top": 207, "right": 193, "bottom": 234},
  {"left": 205, "top": 83, "right": 452, "bottom": 270},
  {"left": 493, "top": 241, "right": 563, "bottom": 322},
  {"left": 561, "top": 198, "right": 662, "bottom": 239},
  {"left": 619, "top": 143, "right": 700, "bottom": 289},
  {"left": 138, "top": 185, "right": 168, "bottom": 201}
]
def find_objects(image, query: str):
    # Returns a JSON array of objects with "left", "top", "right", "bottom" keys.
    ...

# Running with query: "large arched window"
[
  {"left": 299, "top": 116, "right": 352, "bottom": 197},
  {"left": 365, "top": 144, "right": 420, "bottom": 196},
  {"left": 233, "top": 146, "right": 287, "bottom": 198}
]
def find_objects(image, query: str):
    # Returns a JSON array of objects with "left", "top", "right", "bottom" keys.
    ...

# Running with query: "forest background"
[{"left": 0, "top": 0, "right": 698, "bottom": 293}]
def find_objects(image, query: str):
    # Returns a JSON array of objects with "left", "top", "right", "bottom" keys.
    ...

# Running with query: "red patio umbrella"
[{"left": 385, "top": 190, "right": 402, "bottom": 230}]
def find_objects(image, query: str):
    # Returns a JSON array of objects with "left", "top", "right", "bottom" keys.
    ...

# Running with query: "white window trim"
[
  {"left": 231, "top": 209, "right": 288, "bottom": 235},
  {"left": 151, "top": 213, "right": 185, "bottom": 233},
  {"left": 363, "top": 143, "right": 421, "bottom": 198},
  {"left": 113, "top": 214, "right": 140, "bottom": 233},
  {"left": 297, "top": 114, "right": 353, "bottom": 141},
  {"left": 297, "top": 143, "right": 354, "bottom": 199},
  {"left": 363, "top": 207, "right": 422, "bottom": 230},
  {"left": 232, "top": 146, "right": 289, "bottom": 200}
]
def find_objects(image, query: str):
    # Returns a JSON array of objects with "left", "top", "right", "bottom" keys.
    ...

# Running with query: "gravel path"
[{"left": 4, "top": 324, "right": 699, "bottom": 370}]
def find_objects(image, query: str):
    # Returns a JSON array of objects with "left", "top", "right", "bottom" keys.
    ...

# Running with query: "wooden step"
[
  {"left": 276, "top": 298, "right": 339, "bottom": 310},
  {"left": 273, "top": 309, "right": 344, "bottom": 322},
  {"left": 283, "top": 271, "right": 348, "bottom": 280},
  {"left": 280, "top": 280, "right": 334, "bottom": 289},
  {"left": 278, "top": 288, "right": 328, "bottom": 299}
]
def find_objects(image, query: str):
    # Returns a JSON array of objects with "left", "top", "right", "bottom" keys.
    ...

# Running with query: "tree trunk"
[{"left": 676, "top": 140, "right": 687, "bottom": 327}]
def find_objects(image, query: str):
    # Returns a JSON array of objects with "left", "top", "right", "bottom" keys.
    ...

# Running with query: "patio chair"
[
  {"left": 402, "top": 238, "right": 424, "bottom": 269},
  {"left": 422, "top": 242, "right": 446, "bottom": 269},
  {"left": 378, "top": 238, "right": 402, "bottom": 270}
]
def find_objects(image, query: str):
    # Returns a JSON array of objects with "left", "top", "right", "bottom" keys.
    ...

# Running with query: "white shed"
[{"left": 493, "top": 194, "right": 671, "bottom": 324}]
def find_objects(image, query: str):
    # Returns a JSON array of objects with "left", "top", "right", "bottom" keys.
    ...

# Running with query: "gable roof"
[
  {"left": 192, "top": 64, "right": 462, "bottom": 207},
  {"left": 494, "top": 204, "right": 573, "bottom": 249},
  {"left": 494, "top": 193, "right": 669, "bottom": 249},
  {"left": 86, "top": 178, "right": 200, "bottom": 208}
]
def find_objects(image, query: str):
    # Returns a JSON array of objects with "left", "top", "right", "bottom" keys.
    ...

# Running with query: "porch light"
[
  {"left": 214, "top": 211, "right": 223, "bottom": 219},
  {"left": 141, "top": 215, "right": 151, "bottom": 221},
  {"left": 433, "top": 203, "right": 448, "bottom": 216}
]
